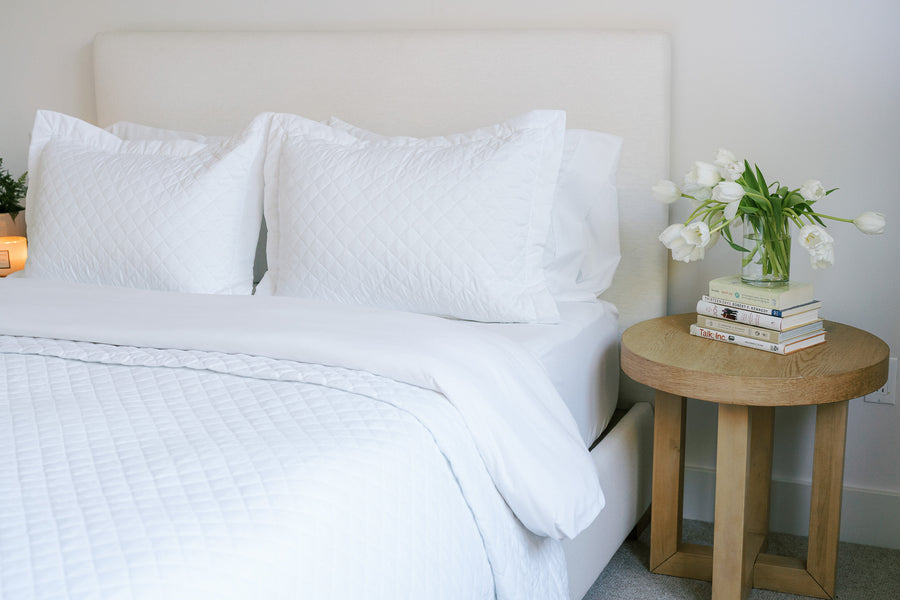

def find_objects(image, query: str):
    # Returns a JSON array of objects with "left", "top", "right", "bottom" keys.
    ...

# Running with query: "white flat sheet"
[{"left": 474, "top": 301, "right": 620, "bottom": 445}]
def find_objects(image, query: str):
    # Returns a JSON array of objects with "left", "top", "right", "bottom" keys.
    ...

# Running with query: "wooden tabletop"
[{"left": 621, "top": 313, "right": 889, "bottom": 406}]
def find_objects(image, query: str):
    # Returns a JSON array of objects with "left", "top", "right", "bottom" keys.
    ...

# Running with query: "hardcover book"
[
  {"left": 696, "top": 315, "right": 824, "bottom": 343},
  {"left": 696, "top": 299, "right": 821, "bottom": 330},
  {"left": 708, "top": 275, "right": 815, "bottom": 310},
  {"left": 690, "top": 323, "right": 826, "bottom": 355},
  {"left": 700, "top": 295, "right": 822, "bottom": 318}
]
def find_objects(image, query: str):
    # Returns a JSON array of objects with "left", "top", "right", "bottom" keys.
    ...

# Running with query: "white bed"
[{"left": 0, "top": 30, "right": 669, "bottom": 599}]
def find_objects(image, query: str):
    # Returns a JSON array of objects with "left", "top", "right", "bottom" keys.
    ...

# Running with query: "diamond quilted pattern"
[
  {"left": 263, "top": 112, "right": 565, "bottom": 323},
  {"left": 22, "top": 111, "right": 265, "bottom": 295},
  {"left": 0, "top": 335, "right": 568, "bottom": 599}
]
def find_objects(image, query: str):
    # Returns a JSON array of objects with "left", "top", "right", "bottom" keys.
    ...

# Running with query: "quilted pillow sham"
[
  {"left": 260, "top": 111, "right": 566, "bottom": 323},
  {"left": 326, "top": 118, "right": 623, "bottom": 301},
  {"left": 21, "top": 111, "right": 267, "bottom": 294}
]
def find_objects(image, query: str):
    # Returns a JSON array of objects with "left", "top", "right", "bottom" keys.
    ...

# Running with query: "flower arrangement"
[
  {"left": 0, "top": 158, "right": 27, "bottom": 221},
  {"left": 653, "top": 149, "right": 885, "bottom": 282}
]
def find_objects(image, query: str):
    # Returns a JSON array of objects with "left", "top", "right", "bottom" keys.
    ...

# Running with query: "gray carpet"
[{"left": 584, "top": 520, "right": 900, "bottom": 599}]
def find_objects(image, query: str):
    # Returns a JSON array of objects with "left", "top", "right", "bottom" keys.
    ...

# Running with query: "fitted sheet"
[{"left": 473, "top": 300, "right": 620, "bottom": 446}]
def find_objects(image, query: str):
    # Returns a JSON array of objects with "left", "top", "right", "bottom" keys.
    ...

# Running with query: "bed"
[{"left": 0, "top": 30, "right": 669, "bottom": 599}]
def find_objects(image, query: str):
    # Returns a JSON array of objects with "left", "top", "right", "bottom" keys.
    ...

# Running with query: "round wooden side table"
[{"left": 621, "top": 313, "right": 889, "bottom": 600}]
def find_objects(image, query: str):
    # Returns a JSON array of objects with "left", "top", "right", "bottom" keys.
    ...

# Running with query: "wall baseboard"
[{"left": 682, "top": 466, "right": 900, "bottom": 550}]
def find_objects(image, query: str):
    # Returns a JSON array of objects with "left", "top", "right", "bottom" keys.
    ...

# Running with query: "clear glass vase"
[{"left": 740, "top": 215, "right": 791, "bottom": 287}]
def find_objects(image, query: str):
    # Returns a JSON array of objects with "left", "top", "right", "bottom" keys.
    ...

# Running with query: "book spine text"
[
  {"left": 696, "top": 300, "right": 784, "bottom": 329},
  {"left": 690, "top": 324, "right": 787, "bottom": 354},
  {"left": 696, "top": 315, "right": 780, "bottom": 342},
  {"left": 700, "top": 295, "right": 790, "bottom": 317}
]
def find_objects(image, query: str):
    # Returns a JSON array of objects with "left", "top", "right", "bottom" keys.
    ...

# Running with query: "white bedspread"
[{"left": 0, "top": 278, "right": 602, "bottom": 599}]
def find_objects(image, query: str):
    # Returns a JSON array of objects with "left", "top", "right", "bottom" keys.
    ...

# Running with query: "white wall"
[{"left": 3, "top": 0, "right": 898, "bottom": 548}]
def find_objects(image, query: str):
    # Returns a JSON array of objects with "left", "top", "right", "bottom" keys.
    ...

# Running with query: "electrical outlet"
[{"left": 864, "top": 356, "right": 897, "bottom": 405}]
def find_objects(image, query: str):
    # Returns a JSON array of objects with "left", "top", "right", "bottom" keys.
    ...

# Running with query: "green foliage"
[{"left": 0, "top": 158, "right": 27, "bottom": 220}]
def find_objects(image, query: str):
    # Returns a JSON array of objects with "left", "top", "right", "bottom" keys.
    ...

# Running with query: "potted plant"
[{"left": 0, "top": 158, "right": 27, "bottom": 237}]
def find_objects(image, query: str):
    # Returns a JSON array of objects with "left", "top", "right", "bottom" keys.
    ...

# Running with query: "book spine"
[
  {"left": 696, "top": 315, "right": 782, "bottom": 342},
  {"left": 696, "top": 299, "right": 784, "bottom": 329},
  {"left": 708, "top": 279, "right": 811, "bottom": 311},
  {"left": 690, "top": 324, "right": 787, "bottom": 354},
  {"left": 700, "top": 295, "right": 787, "bottom": 317}
]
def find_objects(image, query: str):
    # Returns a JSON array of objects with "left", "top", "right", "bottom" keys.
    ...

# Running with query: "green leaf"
[
  {"left": 0, "top": 158, "right": 28, "bottom": 215},
  {"left": 721, "top": 226, "right": 751, "bottom": 253},
  {"left": 743, "top": 190, "right": 774, "bottom": 213},
  {"left": 741, "top": 160, "right": 759, "bottom": 191},
  {"left": 783, "top": 191, "right": 803, "bottom": 209},
  {"left": 769, "top": 189, "right": 783, "bottom": 215},
  {"left": 755, "top": 165, "right": 769, "bottom": 193}
]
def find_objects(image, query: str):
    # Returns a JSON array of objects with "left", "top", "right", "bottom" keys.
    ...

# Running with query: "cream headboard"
[{"left": 93, "top": 30, "right": 670, "bottom": 404}]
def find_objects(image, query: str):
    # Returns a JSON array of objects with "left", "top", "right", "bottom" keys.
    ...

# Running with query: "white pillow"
[
  {"left": 326, "top": 118, "right": 623, "bottom": 301},
  {"left": 547, "top": 129, "right": 623, "bottom": 301},
  {"left": 22, "top": 111, "right": 267, "bottom": 294},
  {"left": 105, "top": 121, "right": 229, "bottom": 144},
  {"left": 260, "top": 110, "right": 566, "bottom": 323}
]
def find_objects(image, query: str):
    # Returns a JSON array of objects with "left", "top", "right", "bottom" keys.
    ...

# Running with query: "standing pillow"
[
  {"left": 105, "top": 121, "right": 229, "bottom": 144},
  {"left": 260, "top": 110, "right": 566, "bottom": 323},
  {"left": 21, "top": 111, "right": 267, "bottom": 294},
  {"left": 326, "top": 117, "right": 623, "bottom": 301},
  {"left": 548, "top": 130, "right": 623, "bottom": 301}
]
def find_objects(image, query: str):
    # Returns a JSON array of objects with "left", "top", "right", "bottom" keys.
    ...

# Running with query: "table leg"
[
  {"left": 650, "top": 390, "right": 686, "bottom": 571},
  {"left": 712, "top": 403, "right": 760, "bottom": 600},
  {"left": 747, "top": 406, "right": 775, "bottom": 549},
  {"left": 807, "top": 400, "right": 849, "bottom": 598}
]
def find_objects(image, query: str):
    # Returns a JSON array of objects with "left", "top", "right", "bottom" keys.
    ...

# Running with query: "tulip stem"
[{"left": 807, "top": 212, "right": 853, "bottom": 224}]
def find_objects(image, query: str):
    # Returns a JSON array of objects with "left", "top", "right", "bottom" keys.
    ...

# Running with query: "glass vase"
[{"left": 740, "top": 215, "right": 791, "bottom": 287}]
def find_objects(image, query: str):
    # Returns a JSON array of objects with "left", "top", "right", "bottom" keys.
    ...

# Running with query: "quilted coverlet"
[{"left": 0, "top": 279, "right": 601, "bottom": 599}]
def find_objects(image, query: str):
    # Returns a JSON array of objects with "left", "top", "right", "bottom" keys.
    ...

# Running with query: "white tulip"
[
  {"left": 722, "top": 161, "right": 745, "bottom": 181},
  {"left": 714, "top": 149, "right": 744, "bottom": 181},
  {"left": 671, "top": 243, "right": 696, "bottom": 262},
  {"left": 684, "top": 185, "right": 712, "bottom": 204},
  {"left": 799, "top": 180, "right": 827, "bottom": 202},
  {"left": 714, "top": 148, "right": 737, "bottom": 166},
  {"left": 853, "top": 211, "right": 886, "bottom": 234},
  {"left": 652, "top": 180, "right": 682, "bottom": 204},
  {"left": 659, "top": 223, "right": 708, "bottom": 262},
  {"left": 798, "top": 224, "right": 834, "bottom": 250},
  {"left": 682, "top": 221, "right": 711, "bottom": 248},
  {"left": 724, "top": 200, "right": 742, "bottom": 222},
  {"left": 712, "top": 181, "right": 745, "bottom": 203},
  {"left": 659, "top": 223, "right": 686, "bottom": 248},
  {"left": 686, "top": 161, "right": 723, "bottom": 188},
  {"left": 711, "top": 183, "right": 744, "bottom": 222},
  {"left": 809, "top": 242, "right": 835, "bottom": 269},
  {"left": 659, "top": 223, "right": 689, "bottom": 261},
  {"left": 683, "top": 245, "right": 706, "bottom": 262}
]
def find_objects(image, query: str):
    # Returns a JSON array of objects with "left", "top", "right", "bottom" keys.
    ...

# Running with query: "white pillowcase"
[
  {"left": 105, "top": 121, "right": 229, "bottom": 144},
  {"left": 260, "top": 110, "right": 566, "bottom": 323},
  {"left": 546, "top": 129, "right": 623, "bottom": 301},
  {"left": 326, "top": 117, "right": 623, "bottom": 301},
  {"left": 22, "top": 111, "right": 267, "bottom": 294}
]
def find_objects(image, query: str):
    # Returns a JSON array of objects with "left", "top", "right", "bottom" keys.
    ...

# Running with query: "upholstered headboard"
[{"left": 93, "top": 30, "right": 670, "bottom": 404}]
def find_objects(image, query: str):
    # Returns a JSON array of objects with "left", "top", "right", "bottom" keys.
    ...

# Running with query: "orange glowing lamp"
[{"left": 0, "top": 236, "right": 27, "bottom": 276}]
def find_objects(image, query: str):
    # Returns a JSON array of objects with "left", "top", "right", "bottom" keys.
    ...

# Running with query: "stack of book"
[{"left": 691, "top": 275, "right": 826, "bottom": 355}]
